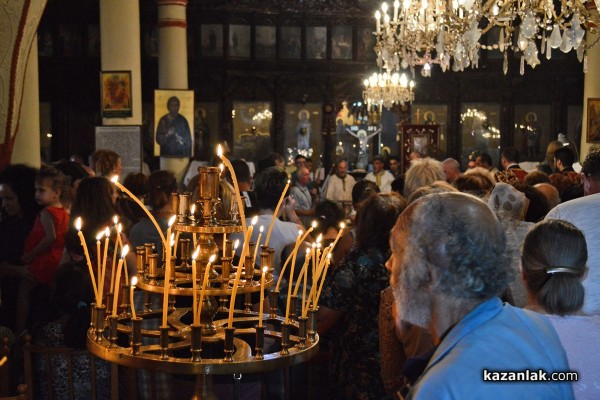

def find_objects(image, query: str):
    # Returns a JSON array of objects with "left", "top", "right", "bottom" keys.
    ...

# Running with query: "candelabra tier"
[
  {"left": 135, "top": 267, "right": 270, "bottom": 297},
  {"left": 86, "top": 310, "right": 319, "bottom": 375}
]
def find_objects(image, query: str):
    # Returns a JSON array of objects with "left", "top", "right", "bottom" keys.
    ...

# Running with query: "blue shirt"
[{"left": 408, "top": 298, "right": 574, "bottom": 399}]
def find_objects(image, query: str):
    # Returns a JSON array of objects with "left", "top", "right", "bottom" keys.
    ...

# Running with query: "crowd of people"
[{"left": 0, "top": 141, "right": 599, "bottom": 399}]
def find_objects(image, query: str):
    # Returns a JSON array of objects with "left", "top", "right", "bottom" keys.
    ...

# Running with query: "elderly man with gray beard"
[{"left": 388, "top": 192, "right": 574, "bottom": 399}]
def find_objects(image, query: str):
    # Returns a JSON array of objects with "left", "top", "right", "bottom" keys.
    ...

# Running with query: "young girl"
[{"left": 17, "top": 167, "right": 70, "bottom": 333}]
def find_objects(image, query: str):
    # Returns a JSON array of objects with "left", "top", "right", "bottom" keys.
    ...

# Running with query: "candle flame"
[
  {"left": 190, "top": 204, "right": 196, "bottom": 214},
  {"left": 104, "top": 227, "right": 110, "bottom": 237},
  {"left": 251, "top": 216, "right": 258, "bottom": 226},
  {"left": 311, "top": 220, "right": 318, "bottom": 228},
  {"left": 340, "top": 222, "right": 346, "bottom": 229},
  {"left": 298, "top": 230, "right": 303, "bottom": 236},
  {"left": 306, "top": 248, "right": 311, "bottom": 254},
  {"left": 131, "top": 276, "right": 138, "bottom": 287},
  {"left": 121, "top": 244, "right": 130, "bottom": 258},
  {"left": 113, "top": 215, "right": 119, "bottom": 225},
  {"left": 192, "top": 246, "right": 200, "bottom": 260},
  {"left": 259, "top": 225, "right": 264, "bottom": 233},
  {"left": 96, "top": 230, "right": 104, "bottom": 241},
  {"left": 316, "top": 233, "right": 323, "bottom": 243},
  {"left": 262, "top": 266, "right": 268, "bottom": 273},
  {"left": 168, "top": 215, "right": 177, "bottom": 227},
  {"left": 234, "top": 239, "right": 240, "bottom": 249},
  {"left": 209, "top": 254, "right": 217, "bottom": 263},
  {"left": 117, "top": 223, "right": 122, "bottom": 234},
  {"left": 217, "top": 144, "right": 223, "bottom": 157},
  {"left": 312, "top": 243, "right": 316, "bottom": 248},
  {"left": 75, "top": 217, "right": 82, "bottom": 231},
  {"left": 110, "top": 175, "right": 119, "bottom": 183}
]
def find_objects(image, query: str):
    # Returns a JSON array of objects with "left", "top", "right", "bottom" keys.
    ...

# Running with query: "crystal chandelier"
[
  {"left": 373, "top": 0, "right": 600, "bottom": 76},
  {"left": 363, "top": 70, "right": 415, "bottom": 109}
]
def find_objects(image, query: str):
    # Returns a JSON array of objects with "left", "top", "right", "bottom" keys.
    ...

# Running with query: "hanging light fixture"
[
  {"left": 373, "top": 0, "right": 600, "bottom": 76},
  {"left": 363, "top": 71, "right": 415, "bottom": 109}
]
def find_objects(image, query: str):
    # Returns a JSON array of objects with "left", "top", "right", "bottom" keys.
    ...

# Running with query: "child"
[{"left": 17, "top": 167, "right": 70, "bottom": 333}]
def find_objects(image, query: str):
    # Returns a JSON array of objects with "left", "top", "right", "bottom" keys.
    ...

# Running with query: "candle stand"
[{"left": 89, "top": 166, "right": 320, "bottom": 400}]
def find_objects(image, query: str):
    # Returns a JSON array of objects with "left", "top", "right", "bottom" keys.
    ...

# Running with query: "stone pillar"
[
  {"left": 581, "top": 30, "right": 600, "bottom": 161},
  {"left": 99, "top": 1, "right": 142, "bottom": 126},
  {"left": 0, "top": 0, "right": 47, "bottom": 169},
  {"left": 12, "top": 36, "right": 42, "bottom": 167},
  {"left": 157, "top": 0, "right": 190, "bottom": 181}
]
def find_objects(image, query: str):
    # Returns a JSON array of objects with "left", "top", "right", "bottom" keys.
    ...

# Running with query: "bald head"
[{"left": 534, "top": 183, "right": 560, "bottom": 210}]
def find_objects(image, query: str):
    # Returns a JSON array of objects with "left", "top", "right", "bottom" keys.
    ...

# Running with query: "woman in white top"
[{"left": 522, "top": 219, "right": 600, "bottom": 400}]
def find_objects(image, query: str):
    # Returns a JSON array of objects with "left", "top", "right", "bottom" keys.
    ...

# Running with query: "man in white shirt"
[
  {"left": 323, "top": 159, "right": 356, "bottom": 204},
  {"left": 546, "top": 150, "right": 600, "bottom": 314},
  {"left": 365, "top": 155, "right": 395, "bottom": 193}
]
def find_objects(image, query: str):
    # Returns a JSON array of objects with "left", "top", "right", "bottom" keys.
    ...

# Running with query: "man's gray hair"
[
  {"left": 404, "top": 158, "right": 446, "bottom": 198},
  {"left": 442, "top": 158, "right": 461, "bottom": 172},
  {"left": 406, "top": 192, "right": 514, "bottom": 299}
]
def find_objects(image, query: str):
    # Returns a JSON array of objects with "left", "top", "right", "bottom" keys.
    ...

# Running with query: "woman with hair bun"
[{"left": 522, "top": 219, "right": 600, "bottom": 399}]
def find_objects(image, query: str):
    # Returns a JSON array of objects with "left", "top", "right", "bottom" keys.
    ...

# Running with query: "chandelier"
[
  {"left": 363, "top": 71, "right": 415, "bottom": 109},
  {"left": 373, "top": 0, "right": 600, "bottom": 76}
]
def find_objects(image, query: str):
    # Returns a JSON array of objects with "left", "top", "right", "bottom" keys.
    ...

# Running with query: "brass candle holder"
[
  {"left": 307, "top": 308, "right": 318, "bottom": 344},
  {"left": 130, "top": 317, "right": 142, "bottom": 355},
  {"left": 255, "top": 325, "right": 265, "bottom": 360},
  {"left": 179, "top": 238, "right": 190, "bottom": 269},
  {"left": 289, "top": 295, "right": 298, "bottom": 321},
  {"left": 269, "top": 290, "right": 280, "bottom": 318},
  {"left": 107, "top": 315, "right": 118, "bottom": 348},
  {"left": 280, "top": 322, "right": 291, "bottom": 356},
  {"left": 147, "top": 254, "right": 159, "bottom": 285},
  {"left": 190, "top": 324, "right": 202, "bottom": 362},
  {"left": 136, "top": 246, "right": 145, "bottom": 275},
  {"left": 297, "top": 316, "right": 308, "bottom": 349},
  {"left": 223, "top": 327, "right": 235, "bottom": 362},
  {"left": 94, "top": 305, "right": 106, "bottom": 343},
  {"left": 160, "top": 325, "right": 170, "bottom": 360}
]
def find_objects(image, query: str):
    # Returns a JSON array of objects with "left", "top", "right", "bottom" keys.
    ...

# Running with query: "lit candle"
[
  {"left": 110, "top": 220, "right": 121, "bottom": 293},
  {"left": 253, "top": 225, "right": 264, "bottom": 264},
  {"left": 285, "top": 230, "right": 304, "bottom": 323},
  {"left": 191, "top": 246, "right": 200, "bottom": 325},
  {"left": 75, "top": 217, "right": 99, "bottom": 305},
  {"left": 258, "top": 266, "right": 268, "bottom": 327},
  {"left": 315, "top": 253, "right": 333, "bottom": 304},
  {"left": 99, "top": 227, "right": 110, "bottom": 305},
  {"left": 197, "top": 254, "right": 217, "bottom": 325},
  {"left": 265, "top": 179, "right": 291, "bottom": 247},
  {"left": 130, "top": 276, "right": 138, "bottom": 319},
  {"left": 331, "top": 222, "right": 346, "bottom": 249},
  {"left": 218, "top": 144, "right": 247, "bottom": 232},
  {"left": 302, "top": 247, "right": 330, "bottom": 318},
  {"left": 112, "top": 245, "right": 130, "bottom": 316},
  {"left": 111, "top": 176, "right": 166, "bottom": 246},
  {"left": 275, "top": 225, "right": 314, "bottom": 292},
  {"left": 375, "top": 10, "right": 381, "bottom": 34},
  {"left": 232, "top": 239, "right": 239, "bottom": 259},
  {"left": 96, "top": 231, "right": 103, "bottom": 296},
  {"left": 293, "top": 250, "right": 311, "bottom": 297},
  {"left": 276, "top": 249, "right": 294, "bottom": 292},
  {"left": 228, "top": 225, "right": 253, "bottom": 328},
  {"left": 173, "top": 231, "right": 181, "bottom": 258},
  {"left": 162, "top": 215, "right": 177, "bottom": 327}
]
